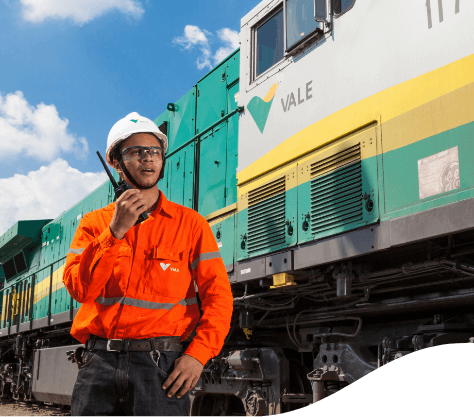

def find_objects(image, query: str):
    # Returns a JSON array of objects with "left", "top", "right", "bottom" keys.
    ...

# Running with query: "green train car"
[{"left": 1, "top": 1, "right": 474, "bottom": 413}]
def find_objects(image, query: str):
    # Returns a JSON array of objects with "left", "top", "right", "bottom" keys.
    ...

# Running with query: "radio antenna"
[{"left": 96, "top": 151, "right": 118, "bottom": 189}]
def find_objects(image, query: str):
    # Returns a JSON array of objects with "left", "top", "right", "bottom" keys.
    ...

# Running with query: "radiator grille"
[
  {"left": 310, "top": 144, "right": 363, "bottom": 234},
  {"left": 247, "top": 177, "right": 286, "bottom": 254}
]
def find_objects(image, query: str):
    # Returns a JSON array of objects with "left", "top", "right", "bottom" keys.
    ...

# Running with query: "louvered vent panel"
[
  {"left": 310, "top": 144, "right": 363, "bottom": 234},
  {"left": 247, "top": 177, "right": 286, "bottom": 254}
]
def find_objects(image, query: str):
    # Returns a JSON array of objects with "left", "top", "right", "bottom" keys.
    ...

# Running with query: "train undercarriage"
[{"left": 1, "top": 227, "right": 474, "bottom": 414}]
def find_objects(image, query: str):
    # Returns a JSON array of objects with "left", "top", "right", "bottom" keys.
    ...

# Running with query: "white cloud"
[
  {"left": 20, "top": 0, "right": 144, "bottom": 25},
  {"left": 173, "top": 26, "right": 239, "bottom": 70},
  {"left": 174, "top": 25, "right": 210, "bottom": 49},
  {"left": 213, "top": 28, "right": 239, "bottom": 64},
  {"left": 0, "top": 159, "right": 108, "bottom": 235},
  {"left": 173, "top": 25, "right": 213, "bottom": 70},
  {"left": 0, "top": 91, "right": 88, "bottom": 162}
]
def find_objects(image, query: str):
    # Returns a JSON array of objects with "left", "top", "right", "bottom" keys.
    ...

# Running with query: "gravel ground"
[{"left": 0, "top": 402, "right": 70, "bottom": 416}]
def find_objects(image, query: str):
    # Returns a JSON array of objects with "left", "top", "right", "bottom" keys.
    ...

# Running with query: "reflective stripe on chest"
[{"left": 95, "top": 296, "right": 197, "bottom": 310}]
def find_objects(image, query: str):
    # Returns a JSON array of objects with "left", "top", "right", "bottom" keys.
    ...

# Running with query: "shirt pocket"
[
  {"left": 144, "top": 246, "right": 190, "bottom": 296},
  {"left": 108, "top": 245, "right": 132, "bottom": 294}
]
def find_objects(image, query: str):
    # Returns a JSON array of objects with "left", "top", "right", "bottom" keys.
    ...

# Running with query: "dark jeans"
[{"left": 71, "top": 348, "right": 190, "bottom": 416}]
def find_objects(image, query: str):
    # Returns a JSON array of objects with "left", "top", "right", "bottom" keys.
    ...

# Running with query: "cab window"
[
  {"left": 286, "top": 0, "right": 319, "bottom": 49},
  {"left": 255, "top": 8, "right": 284, "bottom": 78},
  {"left": 333, "top": 0, "right": 356, "bottom": 16}
]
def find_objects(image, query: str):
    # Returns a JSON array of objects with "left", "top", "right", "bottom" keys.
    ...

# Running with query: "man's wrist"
[
  {"left": 183, "top": 353, "right": 204, "bottom": 366},
  {"left": 109, "top": 225, "right": 124, "bottom": 240}
]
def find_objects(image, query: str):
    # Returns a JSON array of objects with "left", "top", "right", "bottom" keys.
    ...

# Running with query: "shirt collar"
[{"left": 155, "top": 191, "right": 174, "bottom": 219}]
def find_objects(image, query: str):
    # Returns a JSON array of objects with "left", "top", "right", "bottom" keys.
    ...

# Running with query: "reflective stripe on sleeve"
[
  {"left": 95, "top": 296, "right": 198, "bottom": 310},
  {"left": 191, "top": 251, "right": 222, "bottom": 270},
  {"left": 179, "top": 297, "right": 198, "bottom": 306},
  {"left": 68, "top": 247, "right": 85, "bottom": 255}
]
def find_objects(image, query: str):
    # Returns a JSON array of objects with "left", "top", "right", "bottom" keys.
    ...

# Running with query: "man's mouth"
[{"left": 141, "top": 168, "right": 155, "bottom": 173}]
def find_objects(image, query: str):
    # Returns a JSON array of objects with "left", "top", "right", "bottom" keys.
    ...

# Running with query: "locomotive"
[{"left": 1, "top": 0, "right": 474, "bottom": 414}]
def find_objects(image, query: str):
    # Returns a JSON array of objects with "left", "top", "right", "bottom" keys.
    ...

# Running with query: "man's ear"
[{"left": 113, "top": 160, "right": 124, "bottom": 178}]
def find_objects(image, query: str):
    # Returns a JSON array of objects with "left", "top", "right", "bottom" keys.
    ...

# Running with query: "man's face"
[{"left": 113, "top": 133, "right": 163, "bottom": 188}]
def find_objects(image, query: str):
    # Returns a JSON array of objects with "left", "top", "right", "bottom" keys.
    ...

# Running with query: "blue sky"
[{"left": 0, "top": 0, "right": 260, "bottom": 234}]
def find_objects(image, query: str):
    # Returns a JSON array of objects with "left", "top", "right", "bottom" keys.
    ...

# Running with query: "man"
[{"left": 63, "top": 112, "right": 233, "bottom": 416}]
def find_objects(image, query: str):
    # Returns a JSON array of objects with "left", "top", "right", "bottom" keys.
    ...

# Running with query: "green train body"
[
  {"left": 1, "top": 1, "right": 474, "bottom": 412},
  {"left": 0, "top": 180, "right": 116, "bottom": 332}
]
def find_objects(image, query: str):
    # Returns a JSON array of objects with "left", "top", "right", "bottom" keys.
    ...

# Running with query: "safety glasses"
[{"left": 121, "top": 146, "right": 164, "bottom": 160}]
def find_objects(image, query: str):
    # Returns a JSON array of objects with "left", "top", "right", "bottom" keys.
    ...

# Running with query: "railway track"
[{"left": 0, "top": 399, "right": 70, "bottom": 416}]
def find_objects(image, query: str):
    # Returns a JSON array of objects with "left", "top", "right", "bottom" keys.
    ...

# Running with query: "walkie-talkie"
[{"left": 96, "top": 151, "right": 148, "bottom": 224}]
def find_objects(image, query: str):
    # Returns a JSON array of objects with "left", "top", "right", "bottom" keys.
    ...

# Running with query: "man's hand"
[
  {"left": 162, "top": 354, "right": 204, "bottom": 398},
  {"left": 109, "top": 189, "right": 146, "bottom": 239}
]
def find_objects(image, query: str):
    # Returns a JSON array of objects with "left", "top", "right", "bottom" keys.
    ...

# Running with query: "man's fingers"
[
  {"left": 117, "top": 188, "right": 140, "bottom": 202},
  {"left": 120, "top": 194, "right": 142, "bottom": 206},
  {"left": 167, "top": 375, "right": 187, "bottom": 398},
  {"left": 175, "top": 379, "right": 193, "bottom": 399},
  {"left": 119, "top": 195, "right": 146, "bottom": 212},
  {"left": 162, "top": 369, "right": 180, "bottom": 390},
  {"left": 162, "top": 355, "right": 204, "bottom": 398},
  {"left": 118, "top": 198, "right": 139, "bottom": 210},
  {"left": 128, "top": 200, "right": 147, "bottom": 213}
]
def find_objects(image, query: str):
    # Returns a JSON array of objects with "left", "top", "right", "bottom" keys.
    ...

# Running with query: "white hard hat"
[{"left": 106, "top": 112, "right": 168, "bottom": 166}]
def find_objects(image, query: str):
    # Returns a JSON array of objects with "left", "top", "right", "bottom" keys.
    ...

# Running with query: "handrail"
[
  {"left": 166, "top": 106, "right": 244, "bottom": 158},
  {"left": 1, "top": 254, "right": 68, "bottom": 291},
  {"left": 0, "top": 254, "right": 70, "bottom": 330}
]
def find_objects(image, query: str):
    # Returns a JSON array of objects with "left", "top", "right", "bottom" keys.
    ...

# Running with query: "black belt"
[{"left": 85, "top": 336, "right": 182, "bottom": 353}]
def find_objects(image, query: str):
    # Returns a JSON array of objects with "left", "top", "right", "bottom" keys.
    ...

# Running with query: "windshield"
[
  {"left": 286, "top": 0, "right": 319, "bottom": 49},
  {"left": 256, "top": 9, "right": 284, "bottom": 77}
]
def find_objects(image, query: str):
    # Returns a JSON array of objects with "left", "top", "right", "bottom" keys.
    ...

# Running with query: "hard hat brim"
[{"left": 106, "top": 131, "right": 167, "bottom": 166}]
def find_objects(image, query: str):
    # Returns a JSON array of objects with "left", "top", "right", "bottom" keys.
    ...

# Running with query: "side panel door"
[
  {"left": 168, "top": 87, "right": 197, "bottom": 153},
  {"left": 182, "top": 143, "right": 195, "bottom": 209},
  {"left": 166, "top": 143, "right": 195, "bottom": 209},
  {"left": 198, "top": 123, "right": 227, "bottom": 217},
  {"left": 210, "top": 214, "right": 235, "bottom": 271},
  {"left": 196, "top": 69, "right": 227, "bottom": 134},
  {"left": 167, "top": 151, "right": 186, "bottom": 206}
]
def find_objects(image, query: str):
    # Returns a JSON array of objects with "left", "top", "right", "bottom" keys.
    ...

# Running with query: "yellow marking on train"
[
  {"left": 237, "top": 54, "right": 474, "bottom": 187},
  {"left": 207, "top": 211, "right": 236, "bottom": 228},
  {"left": 12, "top": 289, "right": 19, "bottom": 316},
  {"left": 33, "top": 263, "right": 67, "bottom": 305},
  {"left": 0, "top": 262, "right": 69, "bottom": 325},
  {"left": 52, "top": 281, "right": 65, "bottom": 292},
  {"left": 238, "top": 163, "right": 298, "bottom": 210},
  {"left": 1, "top": 295, "right": 5, "bottom": 325},
  {"left": 53, "top": 264, "right": 65, "bottom": 286},
  {"left": 262, "top": 83, "right": 278, "bottom": 102}
]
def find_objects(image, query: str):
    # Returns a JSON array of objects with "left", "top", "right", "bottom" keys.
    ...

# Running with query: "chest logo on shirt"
[{"left": 160, "top": 263, "right": 179, "bottom": 272}]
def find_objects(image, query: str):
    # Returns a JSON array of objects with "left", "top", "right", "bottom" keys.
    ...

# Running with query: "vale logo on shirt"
[{"left": 160, "top": 263, "right": 179, "bottom": 272}]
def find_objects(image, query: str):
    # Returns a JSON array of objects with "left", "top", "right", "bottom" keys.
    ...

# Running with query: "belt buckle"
[{"left": 106, "top": 339, "right": 122, "bottom": 352}]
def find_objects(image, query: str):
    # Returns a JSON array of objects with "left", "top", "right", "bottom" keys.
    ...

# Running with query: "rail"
[
  {"left": 165, "top": 106, "right": 244, "bottom": 158},
  {"left": 1, "top": 255, "right": 69, "bottom": 331}
]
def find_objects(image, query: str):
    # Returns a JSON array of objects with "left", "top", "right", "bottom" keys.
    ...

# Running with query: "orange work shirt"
[{"left": 62, "top": 192, "right": 233, "bottom": 365}]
